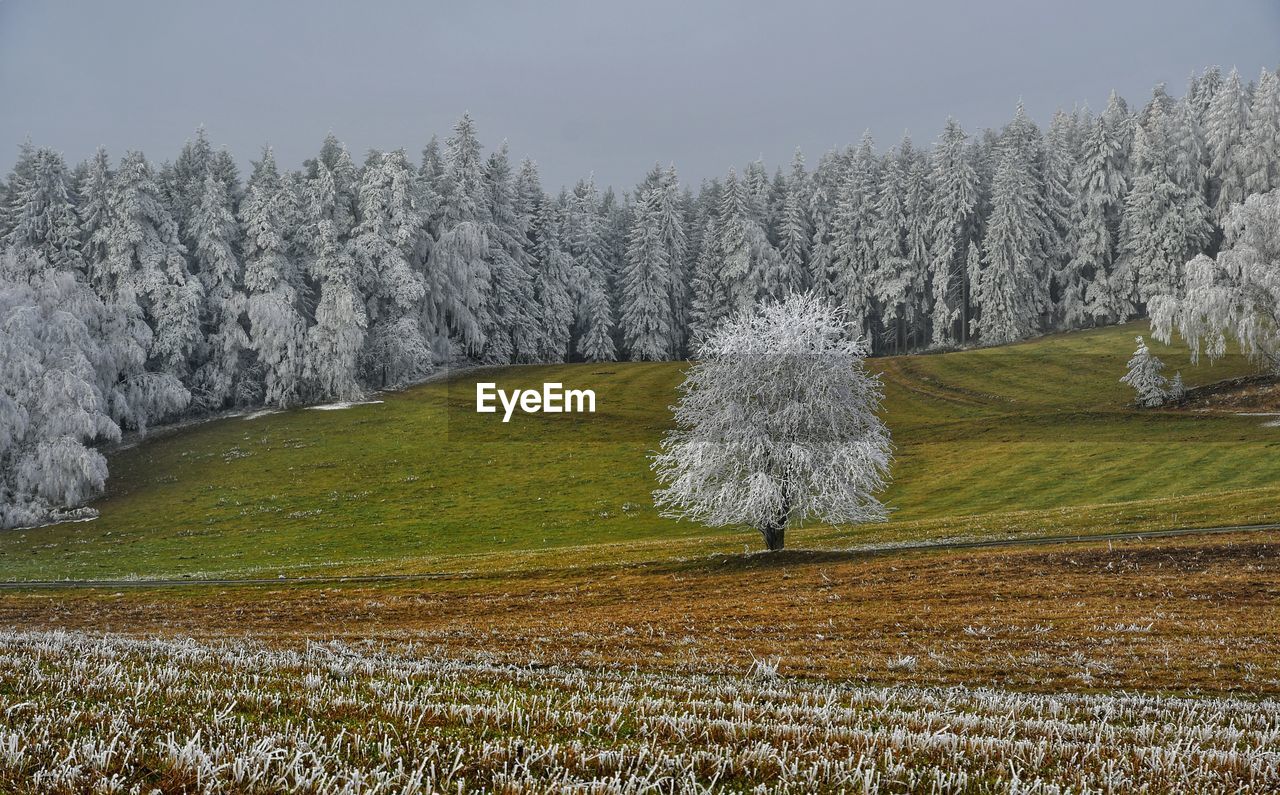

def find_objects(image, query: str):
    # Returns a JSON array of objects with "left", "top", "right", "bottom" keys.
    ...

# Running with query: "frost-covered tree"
[
  {"left": 928, "top": 119, "right": 979, "bottom": 345},
  {"left": 479, "top": 145, "right": 540, "bottom": 363},
  {"left": 1206, "top": 68, "right": 1251, "bottom": 219},
  {"left": 776, "top": 149, "right": 811, "bottom": 296},
  {"left": 1244, "top": 68, "right": 1280, "bottom": 197},
  {"left": 565, "top": 176, "right": 616, "bottom": 361},
  {"left": 351, "top": 150, "right": 428, "bottom": 387},
  {"left": 871, "top": 148, "right": 910, "bottom": 351},
  {"left": 900, "top": 147, "right": 933, "bottom": 347},
  {"left": 832, "top": 133, "right": 879, "bottom": 336},
  {"left": 1116, "top": 101, "right": 1213, "bottom": 308},
  {"left": 0, "top": 249, "right": 185, "bottom": 527},
  {"left": 98, "top": 152, "right": 202, "bottom": 383},
  {"left": 974, "top": 143, "right": 1044, "bottom": 343},
  {"left": 712, "top": 168, "right": 779, "bottom": 316},
  {"left": 806, "top": 151, "right": 843, "bottom": 300},
  {"left": 240, "top": 148, "right": 306, "bottom": 404},
  {"left": 1120, "top": 336, "right": 1169, "bottom": 407},
  {"left": 1070, "top": 118, "right": 1131, "bottom": 324},
  {"left": 530, "top": 196, "right": 576, "bottom": 362},
  {"left": 188, "top": 172, "right": 249, "bottom": 409},
  {"left": 426, "top": 114, "right": 490, "bottom": 359},
  {"left": 1150, "top": 189, "right": 1280, "bottom": 371},
  {"left": 303, "top": 162, "right": 365, "bottom": 401},
  {"left": 620, "top": 183, "right": 676, "bottom": 360},
  {"left": 652, "top": 293, "right": 891, "bottom": 551}
]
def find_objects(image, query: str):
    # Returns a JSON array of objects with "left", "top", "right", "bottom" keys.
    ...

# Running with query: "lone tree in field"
[
  {"left": 1120, "top": 336, "right": 1170, "bottom": 407},
  {"left": 652, "top": 293, "right": 892, "bottom": 551}
]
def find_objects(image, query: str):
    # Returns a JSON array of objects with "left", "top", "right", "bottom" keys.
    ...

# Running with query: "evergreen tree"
[
  {"left": 565, "top": 177, "right": 616, "bottom": 361},
  {"left": 832, "top": 133, "right": 879, "bottom": 336},
  {"left": 188, "top": 172, "right": 249, "bottom": 409},
  {"left": 620, "top": 186, "right": 675, "bottom": 360},
  {"left": 777, "top": 149, "right": 811, "bottom": 296},
  {"left": 1120, "top": 336, "right": 1169, "bottom": 407},
  {"left": 304, "top": 162, "right": 366, "bottom": 402},
  {"left": 530, "top": 197, "right": 575, "bottom": 362},
  {"left": 426, "top": 114, "right": 490, "bottom": 358},
  {"left": 1244, "top": 68, "right": 1280, "bottom": 196},
  {"left": 240, "top": 148, "right": 306, "bottom": 404},
  {"left": 973, "top": 143, "right": 1043, "bottom": 344},
  {"left": 1206, "top": 68, "right": 1251, "bottom": 219},
  {"left": 350, "top": 150, "right": 428, "bottom": 387},
  {"left": 927, "top": 120, "right": 979, "bottom": 346},
  {"left": 480, "top": 145, "right": 540, "bottom": 364},
  {"left": 1116, "top": 102, "right": 1213, "bottom": 308},
  {"left": 1068, "top": 119, "right": 1130, "bottom": 324},
  {"left": 100, "top": 152, "right": 202, "bottom": 384}
]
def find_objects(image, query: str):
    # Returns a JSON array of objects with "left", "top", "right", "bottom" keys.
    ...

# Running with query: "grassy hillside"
[{"left": 1, "top": 320, "right": 1278, "bottom": 581}]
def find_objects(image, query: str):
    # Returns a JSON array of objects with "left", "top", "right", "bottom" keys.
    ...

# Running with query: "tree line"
[{"left": 2, "top": 65, "right": 1278, "bottom": 527}]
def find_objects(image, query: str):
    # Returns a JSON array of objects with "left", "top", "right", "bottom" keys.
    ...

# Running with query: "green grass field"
[{"left": 1, "top": 320, "right": 1277, "bottom": 581}]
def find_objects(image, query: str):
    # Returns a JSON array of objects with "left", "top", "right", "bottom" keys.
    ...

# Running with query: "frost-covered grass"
[
  {"left": 1, "top": 629, "right": 1277, "bottom": 794},
  {"left": 0, "top": 320, "right": 1276, "bottom": 581}
]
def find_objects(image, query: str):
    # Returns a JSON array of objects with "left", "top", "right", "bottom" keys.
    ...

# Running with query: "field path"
[{"left": 4, "top": 520, "right": 1277, "bottom": 589}]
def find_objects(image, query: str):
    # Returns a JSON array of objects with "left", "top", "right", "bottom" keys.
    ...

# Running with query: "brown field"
[{"left": 4, "top": 530, "right": 1277, "bottom": 695}]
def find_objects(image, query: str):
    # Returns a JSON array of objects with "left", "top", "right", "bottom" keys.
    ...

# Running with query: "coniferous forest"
[{"left": 2, "top": 65, "right": 1279, "bottom": 528}]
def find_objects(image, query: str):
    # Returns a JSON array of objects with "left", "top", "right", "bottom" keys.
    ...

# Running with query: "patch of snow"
[
  {"left": 242, "top": 409, "right": 282, "bottom": 421},
  {"left": 306, "top": 400, "right": 385, "bottom": 411}
]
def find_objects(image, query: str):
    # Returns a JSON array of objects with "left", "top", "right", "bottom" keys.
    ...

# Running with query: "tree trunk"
[
  {"left": 760, "top": 522, "right": 786, "bottom": 552},
  {"left": 758, "top": 491, "right": 790, "bottom": 552}
]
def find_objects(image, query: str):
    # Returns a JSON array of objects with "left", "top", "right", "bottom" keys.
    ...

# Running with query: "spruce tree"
[{"left": 240, "top": 148, "right": 306, "bottom": 404}]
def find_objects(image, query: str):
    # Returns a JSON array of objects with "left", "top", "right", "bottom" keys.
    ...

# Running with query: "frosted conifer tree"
[
  {"left": 806, "top": 151, "right": 843, "bottom": 299},
  {"left": 777, "top": 149, "right": 811, "bottom": 296},
  {"left": 1070, "top": 118, "right": 1131, "bottom": 324},
  {"left": 1117, "top": 102, "right": 1213, "bottom": 308},
  {"left": 170, "top": 127, "right": 214, "bottom": 251},
  {"left": 1120, "top": 336, "right": 1169, "bottom": 407},
  {"left": 654, "top": 167, "right": 690, "bottom": 354},
  {"left": 478, "top": 145, "right": 540, "bottom": 364},
  {"left": 974, "top": 144, "right": 1043, "bottom": 343},
  {"left": 928, "top": 119, "right": 979, "bottom": 345},
  {"left": 713, "top": 168, "right": 779, "bottom": 315},
  {"left": 871, "top": 148, "right": 911, "bottom": 351},
  {"left": 620, "top": 186, "right": 675, "bottom": 360},
  {"left": 1244, "top": 68, "right": 1280, "bottom": 196},
  {"left": 652, "top": 294, "right": 891, "bottom": 551},
  {"left": 240, "top": 148, "right": 306, "bottom": 404},
  {"left": 350, "top": 150, "right": 428, "bottom": 387},
  {"left": 687, "top": 216, "right": 728, "bottom": 344},
  {"left": 1206, "top": 68, "right": 1251, "bottom": 219},
  {"left": 566, "top": 176, "right": 616, "bottom": 361},
  {"left": 426, "top": 114, "right": 491, "bottom": 359},
  {"left": 188, "top": 172, "right": 249, "bottom": 408},
  {"left": 1150, "top": 189, "right": 1280, "bottom": 371},
  {"left": 303, "top": 162, "right": 366, "bottom": 401},
  {"left": 901, "top": 148, "right": 933, "bottom": 347},
  {"left": 99, "top": 152, "right": 202, "bottom": 383},
  {"left": 5, "top": 148, "right": 85, "bottom": 276},
  {"left": 530, "top": 197, "right": 576, "bottom": 362},
  {"left": 832, "top": 133, "right": 879, "bottom": 336}
]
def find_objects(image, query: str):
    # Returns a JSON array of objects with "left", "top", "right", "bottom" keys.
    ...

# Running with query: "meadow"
[{"left": 0, "top": 320, "right": 1276, "bottom": 582}]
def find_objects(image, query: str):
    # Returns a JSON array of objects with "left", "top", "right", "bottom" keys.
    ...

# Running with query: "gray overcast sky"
[{"left": 1, "top": 0, "right": 1277, "bottom": 191}]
